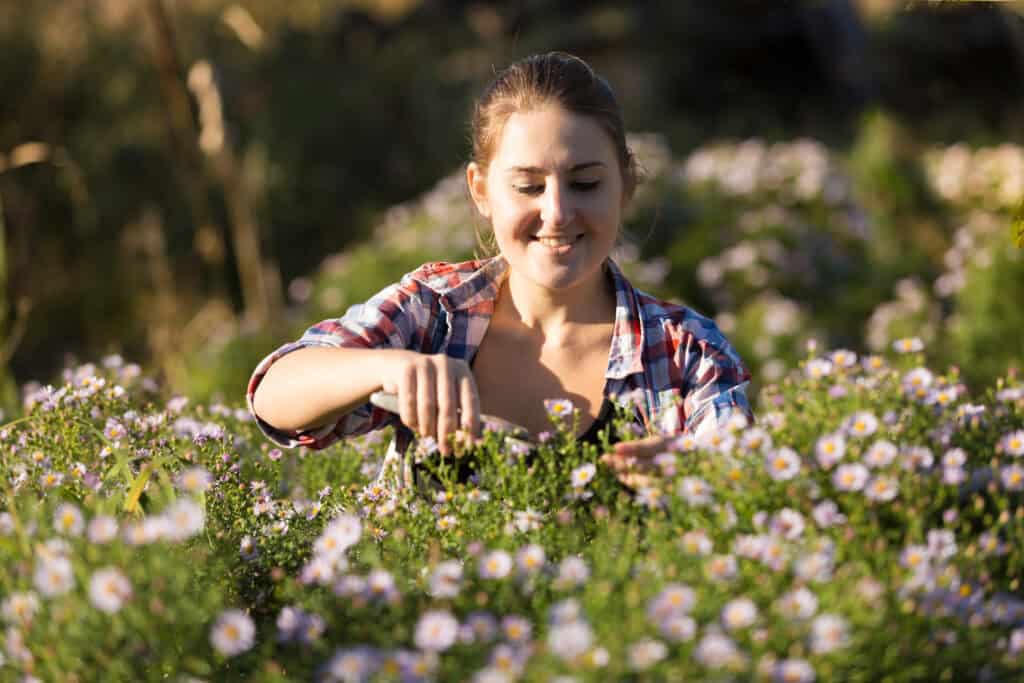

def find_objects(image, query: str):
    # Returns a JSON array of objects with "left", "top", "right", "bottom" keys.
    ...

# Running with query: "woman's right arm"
[{"left": 251, "top": 345, "right": 481, "bottom": 455}]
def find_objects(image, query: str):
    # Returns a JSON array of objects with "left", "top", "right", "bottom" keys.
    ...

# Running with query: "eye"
[
  {"left": 514, "top": 184, "right": 544, "bottom": 196},
  {"left": 571, "top": 180, "right": 600, "bottom": 191}
]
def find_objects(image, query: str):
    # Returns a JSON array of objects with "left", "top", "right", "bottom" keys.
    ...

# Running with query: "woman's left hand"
[{"left": 600, "top": 435, "right": 675, "bottom": 489}]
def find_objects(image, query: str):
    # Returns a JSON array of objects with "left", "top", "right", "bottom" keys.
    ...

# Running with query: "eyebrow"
[{"left": 505, "top": 161, "right": 606, "bottom": 174}]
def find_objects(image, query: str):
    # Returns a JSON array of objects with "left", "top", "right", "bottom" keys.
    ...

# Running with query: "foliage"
[{"left": 2, "top": 345, "right": 1023, "bottom": 680}]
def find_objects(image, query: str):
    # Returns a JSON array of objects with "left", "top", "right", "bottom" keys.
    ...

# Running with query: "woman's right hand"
[{"left": 381, "top": 351, "right": 481, "bottom": 455}]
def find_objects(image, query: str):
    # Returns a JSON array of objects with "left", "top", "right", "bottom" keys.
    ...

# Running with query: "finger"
[
  {"left": 459, "top": 374, "right": 481, "bottom": 438},
  {"left": 417, "top": 361, "right": 437, "bottom": 443},
  {"left": 399, "top": 365, "right": 418, "bottom": 433},
  {"left": 436, "top": 364, "right": 458, "bottom": 455}
]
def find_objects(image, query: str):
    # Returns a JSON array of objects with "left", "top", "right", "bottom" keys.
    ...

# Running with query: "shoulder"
[
  {"left": 401, "top": 259, "right": 494, "bottom": 294},
  {"left": 633, "top": 288, "right": 746, "bottom": 369}
]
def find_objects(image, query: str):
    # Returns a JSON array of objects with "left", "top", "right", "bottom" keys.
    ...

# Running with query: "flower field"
[{"left": 2, "top": 342, "right": 1023, "bottom": 682}]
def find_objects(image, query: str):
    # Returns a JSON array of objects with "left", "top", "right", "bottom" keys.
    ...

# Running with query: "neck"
[{"left": 497, "top": 262, "right": 616, "bottom": 345}]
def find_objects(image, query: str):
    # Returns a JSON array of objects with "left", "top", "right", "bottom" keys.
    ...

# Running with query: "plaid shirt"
[{"left": 248, "top": 256, "right": 754, "bottom": 460}]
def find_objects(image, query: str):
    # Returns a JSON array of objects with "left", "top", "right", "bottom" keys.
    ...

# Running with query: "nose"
[{"left": 540, "top": 179, "right": 573, "bottom": 228}]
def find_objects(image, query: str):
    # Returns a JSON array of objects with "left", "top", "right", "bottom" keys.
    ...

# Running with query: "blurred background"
[{"left": 2, "top": 0, "right": 1023, "bottom": 415}]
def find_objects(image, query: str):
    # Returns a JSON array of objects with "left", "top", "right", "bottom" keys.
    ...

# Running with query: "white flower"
[
  {"left": 428, "top": 560, "right": 463, "bottom": 599},
  {"left": 176, "top": 466, "right": 213, "bottom": 493},
  {"left": 479, "top": 550, "right": 513, "bottom": 580},
  {"left": 864, "top": 475, "right": 899, "bottom": 502},
  {"left": 740, "top": 427, "right": 772, "bottom": 453},
  {"left": 794, "top": 552, "right": 834, "bottom": 583},
  {"left": 694, "top": 632, "right": 744, "bottom": 668},
  {"left": 678, "top": 476, "right": 713, "bottom": 506},
  {"left": 512, "top": 509, "right": 544, "bottom": 533},
  {"left": 829, "top": 349, "right": 857, "bottom": 368},
  {"left": 893, "top": 337, "right": 924, "bottom": 353},
  {"left": 1, "top": 592, "right": 39, "bottom": 625},
  {"left": 647, "top": 584, "right": 696, "bottom": 620},
  {"left": 680, "top": 530, "right": 713, "bottom": 555},
  {"left": 315, "top": 513, "right": 362, "bottom": 559},
  {"left": 809, "top": 614, "right": 849, "bottom": 654},
  {"left": 34, "top": 556, "right": 75, "bottom": 597},
  {"left": 414, "top": 610, "right": 459, "bottom": 652},
  {"left": 814, "top": 434, "right": 846, "bottom": 469},
  {"left": 1000, "top": 430, "right": 1024, "bottom": 456},
  {"left": 941, "top": 448, "right": 967, "bottom": 468},
  {"left": 805, "top": 358, "right": 833, "bottom": 379},
  {"left": 832, "top": 463, "right": 869, "bottom": 492},
  {"left": 765, "top": 447, "right": 801, "bottom": 481},
  {"left": 210, "top": 609, "right": 256, "bottom": 656},
  {"left": 554, "top": 556, "right": 590, "bottom": 589},
  {"left": 163, "top": 498, "right": 205, "bottom": 541},
  {"left": 775, "top": 587, "right": 818, "bottom": 620},
  {"left": 705, "top": 554, "right": 738, "bottom": 582},
  {"left": 659, "top": 614, "right": 696, "bottom": 642},
  {"left": 501, "top": 615, "right": 532, "bottom": 643},
  {"left": 770, "top": 509, "right": 805, "bottom": 540},
  {"left": 774, "top": 658, "right": 816, "bottom": 683},
  {"left": 628, "top": 638, "right": 667, "bottom": 670},
  {"left": 570, "top": 464, "right": 596, "bottom": 488},
  {"left": 53, "top": 503, "right": 84, "bottom": 537},
  {"left": 844, "top": 411, "right": 878, "bottom": 438},
  {"left": 863, "top": 440, "right": 898, "bottom": 468},
  {"left": 902, "top": 445, "right": 934, "bottom": 471},
  {"left": 515, "top": 544, "right": 546, "bottom": 575},
  {"left": 1002, "top": 464, "right": 1024, "bottom": 491},
  {"left": 87, "top": 515, "right": 118, "bottom": 544},
  {"left": 88, "top": 567, "right": 133, "bottom": 614},
  {"left": 722, "top": 597, "right": 758, "bottom": 630},
  {"left": 324, "top": 646, "right": 380, "bottom": 682},
  {"left": 547, "top": 620, "right": 594, "bottom": 662}
]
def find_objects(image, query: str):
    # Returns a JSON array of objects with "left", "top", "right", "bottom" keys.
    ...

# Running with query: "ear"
[{"left": 466, "top": 162, "right": 491, "bottom": 219}]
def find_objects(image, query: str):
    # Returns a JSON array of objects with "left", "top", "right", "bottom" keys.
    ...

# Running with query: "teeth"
[{"left": 537, "top": 236, "right": 578, "bottom": 247}]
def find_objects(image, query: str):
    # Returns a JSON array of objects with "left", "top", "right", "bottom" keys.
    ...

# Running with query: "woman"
[{"left": 248, "top": 52, "right": 753, "bottom": 491}]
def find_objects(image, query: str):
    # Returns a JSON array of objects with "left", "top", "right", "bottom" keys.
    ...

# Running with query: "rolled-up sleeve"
[
  {"left": 680, "top": 334, "right": 755, "bottom": 440},
  {"left": 246, "top": 273, "right": 436, "bottom": 449}
]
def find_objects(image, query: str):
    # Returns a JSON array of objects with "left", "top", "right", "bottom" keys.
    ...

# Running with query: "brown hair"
[{"left": 469, "top": 52, "right": 639, "bottom": 255}]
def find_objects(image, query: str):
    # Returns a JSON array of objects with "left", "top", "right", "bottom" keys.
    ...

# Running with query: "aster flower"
[
  {"left": 176, "top": 466, "right": 212, "bottom": 494},
  {"left": 814, "top": 433, "right": 846, "bottom": 469},
  {"left": 865, "top": 475, "right": 899, "bottom": 502},
  {"left": 428, "top": 560, "right": 463, "bottom": 599},
  {"left": 775, "top": 587, "right": 818, "bottom": 620},
  {"left": 647, "top": 584, "right": 696, "bottom": 621},
  {"left": 805, "top": 358, "right": 833, "bottom": 380},
  {"left": 680, "top": 529, "right": 714, "bottom": 556},
  {"left": 322, "top": 646, "right": 381, "bottom": 682},
  {"left": 833, "top": 463, "right": 869, "bottom": 492},
  {"left": 1, "top": 592, "right": 39, "bottom": 626},
  {"left": 774, "top": 659, "right": 816, "bottom": 683},
  {"left": 770, "top": 509, "right": 805, "bottom": 540},
  {"left": 863, "top": 440, "right": 898, "bottom": 468},
  {"left": 678, "top": 476, "right": 713, "bottom": 506},
  {"left": 902, "top": 445, "right": 934, "bottom": 471},
  {"left": 893, "top": 337, "right": 924, "bottom": 353},
  {"left": 830, "top": 349, "right": 857, "bottom": 368},
  {"left": 1001, "top": 464, "right": 1024, "bottom": 491},
  {"left": 436, "top": 514, "right": 458, "bottom": 532},
  {"left": 809, "top": 614, "right": 849, "bottom": 654},
  {"left": 466, "top": 488, "right": 491, "bottom": 503},
  {"left": 721, "top": 597, "right": 758, "bottom": 630},
  {"left": 479, "top": 550, "right": 513, "bottom": 580},
  {"left": 366, "top": 569, "right": 398, "bottom": 603},
  {"left": 501, "top": 615, "right": 532, "bottom": 643},
  {"left": 705, "top": 554, "right": 738, "bottom": 582},
  {"left": 628, "top": 638, "right": 668, "bottom": 671},
  {"left": 794, "top": 551, "right": 834, "bottom": 583},
  {"left": 515, "top": 544, "right": 546, "bottom": 575},
  {"left": 53, "top": 503, "right": 84, "bottom": 537},
  {"left": 765, "top": 447, "right": 801, "bottom": 481},
  {"left": 547, "top": 619, "right": 594, "bottom": 662},
  {"left": 694, "top": 631, "right": 745, "bottom": 669},
  {"left": 210, "top": 609, "right": 256, "bottom": 657},
  {"left": 543, "top": 398, "right": 575, "bottom": 421},
  {"left": 415, "top": 610, "right": 459, "bottom": 652},
  {"left": 635, "top": 486, "right": 666, "bottom": 509},
  {"left": 88, "top": 567, "right": 133, "bottom": 614},
  {"left": 163, "top": 498, "right": 205, "bottom": 541},
  {"left": 554, "top": 556, "right": 590, "bottom": 589},
  {"left": 34, "top": 556, "right": 74, "bottom": 597},
  {"left": 315, "top": 514, "right": 362, "bottom": 559},
  {"left": 844, "top": 411, "right": 879, "bottom": 438},
  {"left": 570, "top": 463, "right": 596, "bottom": 489},
  {"left": 999, "top": 430, "right": 1024, "bottom": 457},
  {"left": 513, "top": 509, "right": 544, "bottom": 533},
  {"left": 740, "top": 427, "right": 772, "bottom": 453}
]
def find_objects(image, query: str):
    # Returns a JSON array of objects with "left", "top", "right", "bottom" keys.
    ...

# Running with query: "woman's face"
[{"left": 468, "top": 104, "right": 627, "bottom": 293}]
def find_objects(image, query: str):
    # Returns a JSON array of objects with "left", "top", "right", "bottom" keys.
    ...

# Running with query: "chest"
[{"left": 471, "top": 327, "right": 613, "bottom": 438}]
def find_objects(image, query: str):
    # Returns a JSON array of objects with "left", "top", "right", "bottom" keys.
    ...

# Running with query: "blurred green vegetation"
[{"left": 2, "top": 0, "right": 1024, "bottom": 411}]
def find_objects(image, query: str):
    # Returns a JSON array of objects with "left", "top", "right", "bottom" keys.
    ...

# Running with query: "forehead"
[{"left": 490, "top": 105, "right": 617, "bottom": 172}]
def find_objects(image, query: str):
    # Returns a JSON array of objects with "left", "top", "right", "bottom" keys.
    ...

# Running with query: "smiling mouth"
[{"left": 532, "top": 234, "right": 583, "bottom": 249}]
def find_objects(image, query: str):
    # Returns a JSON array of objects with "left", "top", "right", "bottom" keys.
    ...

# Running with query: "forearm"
[{"left": 251, "top": 346, "right": 405, "bottom": 434}]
